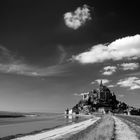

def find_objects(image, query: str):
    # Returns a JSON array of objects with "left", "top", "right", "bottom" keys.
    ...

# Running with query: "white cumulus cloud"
[
  {"left": 102, "top": 66, "right": 117, "bottom": 75},
  {"left": 72, "top": 34, "right": 140, "bottom": 63},
  {"left": 64, "top": 4, "right": 91, "bottom": 30},
  {"left": 117, "top": 77, "right": 140, "bottom": 90},
  {"left": 120, "top": 62, "right": 139, "bottom": 70}
]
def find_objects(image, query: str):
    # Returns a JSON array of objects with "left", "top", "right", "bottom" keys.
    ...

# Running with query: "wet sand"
[
  {"left": 13, "top": 117, "right": 100, "bottom": 140},
  {"left": 0, "top": 114, "right": 86, "bottom": 139}
]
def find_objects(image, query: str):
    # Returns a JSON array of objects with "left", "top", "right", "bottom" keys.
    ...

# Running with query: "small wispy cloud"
[
  {"left": 118, "top": 94, "right": 124, "bottom": 98},
  {"left": 64, "top": 4, "right": 91, "bottom": 30},
  {"left": 91, "top": 81, "right": 96, "bottom": 84},
  {"left": 108, "top": 84, "right": 115, "bottom": 88},
  {"left": 128, "top": 72, "right": 140, "bottom": 76},
  {"left": 0, "top": 63, "right": 67, "bottom": 77},
  {"left": 120, "top": 62, "right": 139, "bottom": 70},
  {"left": 0, "top": 46, "right": 16, "bottom": 63},
  {"left": 102, "top": 66, "right": 117, "bottom": 75},
  {"left": 95, "top": 79, "right": 110, "bottom": 84},
  {"left": 72, "top": 34, "right": 140, "bottom": 63},
  {"left": 117, "top": 77, "right": 140, "bottom": 90},
  {"left": 57, "top": 45, "right": 67, "bottom": 64},
  {"left": 74, "top": 93, "right": 82, "bottom": 96},
  {"left": 74, "top": 92, "right": 90, "bottom": 97},
  {"left": 0, "top": 46, "right": 68, "bottom": 77}
]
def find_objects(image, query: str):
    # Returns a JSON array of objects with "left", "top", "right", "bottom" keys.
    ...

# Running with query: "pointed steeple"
[
  {"left": 100, "top": 80, "right": 103, "bottom": 87},
  {"left": 99, "top": 80, "right": 103, "bottom": 92}
]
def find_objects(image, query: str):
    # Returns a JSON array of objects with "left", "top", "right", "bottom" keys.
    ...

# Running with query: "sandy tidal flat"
[{"left": 12, "top": 117, "right": 100, "bottom": 140}]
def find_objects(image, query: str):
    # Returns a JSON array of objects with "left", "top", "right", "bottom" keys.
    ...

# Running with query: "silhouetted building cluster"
[
  {"left": 71, "top": 80, "right": 135, "bottom": 115},
  {"left": 82, "top": 81, "right": 117, "bottom": 106},
  {"left": 65, "top": 80, "right": 140, "bottom": 115}
]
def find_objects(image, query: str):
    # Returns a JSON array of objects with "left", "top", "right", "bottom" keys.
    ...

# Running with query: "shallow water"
[{"left": 0, "top": 113, "right": 85, "bottom": 138}]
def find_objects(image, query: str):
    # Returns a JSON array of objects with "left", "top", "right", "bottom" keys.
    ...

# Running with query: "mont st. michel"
[
  {"left": 1, "top": 1, "right": 140, "bottom": 139},
  {"left": 66, "top": 80, "right": 140, "bottom": 116}
]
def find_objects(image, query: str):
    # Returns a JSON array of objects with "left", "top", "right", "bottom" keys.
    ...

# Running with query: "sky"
[{"left": 0, "top": 0, "right": 140, "bottom": 113}]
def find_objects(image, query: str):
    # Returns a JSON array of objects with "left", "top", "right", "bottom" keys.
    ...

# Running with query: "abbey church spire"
[{"left": 100, "top": 80, "right": 103, "bottom": 87}]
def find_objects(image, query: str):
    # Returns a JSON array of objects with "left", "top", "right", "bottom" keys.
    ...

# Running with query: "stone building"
[
  {"left": 99, "top": 80, "right": 113, "bottom": 103},
  {"left": 81, "top": 92, "right": 89, "bottom": 100},
  {"left": 82, "top": 80, "right": 114, "bottom": 104},
  {"left": 72, "top": 80, "right": 138, "bottom": 115},
  {"left": 78, "top": 80, "right": 118, "bottom": 113}
]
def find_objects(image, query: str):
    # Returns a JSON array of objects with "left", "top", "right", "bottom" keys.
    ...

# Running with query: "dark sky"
[{"left": 0, "top": 0, "right": 140, "bottom": 112}]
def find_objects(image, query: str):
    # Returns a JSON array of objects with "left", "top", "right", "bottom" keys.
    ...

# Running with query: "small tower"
[
  {"left": 99, "top": 80, "right": 106, "bottom": 101},
  {"left": 100, "top": 80, "right": 103, "bottom": 85},
  {"left": 100, "top": 80, "right": 103, "bottom": 87},
  {"left": 98, "top": 80, "right": 103, "bottom": 99},
  {"left": 100, "top": 80, "right": 104, "bottom": 92},
  {"left": 65, "top": 108, "right": 69, "bottom": 115}
]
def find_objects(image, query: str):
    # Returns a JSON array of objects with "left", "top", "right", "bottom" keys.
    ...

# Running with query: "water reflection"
[{"left": 64, "top": 115, "right": 81, "bottom": 123}]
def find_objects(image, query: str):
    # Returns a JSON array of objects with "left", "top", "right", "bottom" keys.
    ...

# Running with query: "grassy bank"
[
  {"left": 116, "top": 116, "right": 140, "bottom": 139},
  {"left": 64, "top": 114, "right": 115, "bottom": 140}
]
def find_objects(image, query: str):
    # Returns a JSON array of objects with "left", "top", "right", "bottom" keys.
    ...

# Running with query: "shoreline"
[
  {"left": 0, "top": 124, "right": 63, "bottom": 140},
  {"left": 0, "top": 114, "right": 95, "bottom": 140},
  {"left": 2, "top": 114, "right": 139, "bottom": 140},
  {"left": 10, "top": 116, "right": 100, "bottom": 140}
]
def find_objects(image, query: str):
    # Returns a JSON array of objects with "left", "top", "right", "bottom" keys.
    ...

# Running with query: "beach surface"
[
  {"left": 2, "top": 114, "right": 140, "bottom": 140},
  {"left": 12, "top": 116, "right": 100, "bottom": 140},
  {"left": 0, "top": 113, "right": 86, "bottom": 139}
]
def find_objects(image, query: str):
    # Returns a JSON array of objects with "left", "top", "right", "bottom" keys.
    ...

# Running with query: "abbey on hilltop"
[
  {"left": 65, "top": 80, "right": 140, "bottom": 115},
  {"left": 81, "top": 80, "right": 117, "bottom": 105}
]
